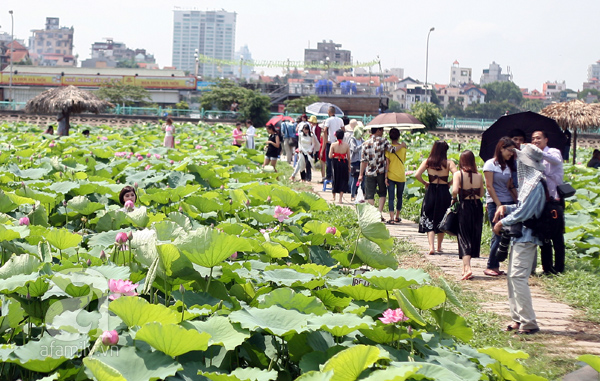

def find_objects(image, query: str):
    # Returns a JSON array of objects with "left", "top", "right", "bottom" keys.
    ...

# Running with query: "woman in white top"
[
  {"left": 290, "top": 124, "right": 315, "bottom": 182},
  {"left": 163, "top": 118, "right": 175, "bottom": 148},
  {"left": 245, "top": 120, "right": 256, "bottom": 149}
]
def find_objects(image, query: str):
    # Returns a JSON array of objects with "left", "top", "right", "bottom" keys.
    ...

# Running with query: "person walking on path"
[
  {"left": 483, "top": 137, "right": 518, "bottom": 277},
  {"left": 246, "top": 119, "right": 256, "bottom": 149},
  {"left": 452, "top": 150, "right": 485, "bottom": 281},
  {"left": 385, "top": 128, "right": 407, "bottom": 224},
  {"left": 358, "top": 127, "right": 397, "bottom": 220},
  {"left": 282, "top": 118, "right": 298, "bottom": 164},
  {"left": 290, "top": 123, "right": 315, "bottom": 182},
  {"left": 329, "top": 129, "right": 351, "bottom": 204},
  {"left": 321, "top": 106, "right": 344, "bottom": 182},
  {"left": 415, "top": 141, "right": 458, "bottom": 255},
  {"left": 532, "top": 130, "right": 565, "bottom": 274},
  {"left": 493, "top": 143, "right": 546, "bottom": 335},
  {"left": 163, "top": 118, "right": 175, "bottom": 148},
  {"left": 349, "top": 126, "right": 365, "bottom": 202}
]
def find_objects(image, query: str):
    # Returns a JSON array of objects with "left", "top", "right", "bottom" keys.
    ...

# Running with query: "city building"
[
  {"left": 28, "top": 17, "right": 75, "bottom": 66},
  {"left": 304, "top": 40, "right": 351, "bottom": 76},
  {"left": 480, "top": 61, "right": 512, "bottom": 85},
  {"left": 449, "top": 60, "right": 472, "bottom": 86},
  {"left": 81, "top": 39, "right": 156, "bottom": 69},
  {"left": 588, "top": 60, "right": 600, "bottom": 82},
  {"left": 521, "top": 88, "right": 546, "bottom": 100},
  {"left": 172, "top": 9, "right": 237, "bottom": 79},
  {"left": 234, "top": 44, "right": 253, "bottom": 80},
  {"left": 463, "top": 86, "right": 486, "bottom": 108},
  {"left": 542, "top": 80, "right": 566, "bottom": 98}
]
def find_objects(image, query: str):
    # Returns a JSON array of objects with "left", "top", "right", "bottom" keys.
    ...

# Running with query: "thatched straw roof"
[
  {"left": 25, "top": 85, "right": 113, "bottom": 115},
  {"left": 540, "top": 99, "right": 600, "bottom": 131}
]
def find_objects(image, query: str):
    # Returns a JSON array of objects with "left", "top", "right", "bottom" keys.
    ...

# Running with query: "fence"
[{"left": 437, "top": 117, "right": 496, "bottom": 130}]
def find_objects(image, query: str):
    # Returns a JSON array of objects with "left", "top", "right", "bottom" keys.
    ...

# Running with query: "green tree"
[
  {"left": 239, "top": 90, "right": 271, "bottom": 127},
  {"left": 464, "top": 101, "right": 520, "bottom": 119},
  {"left": 174, "top": 100, "right": 190, "bottom": 110},
  {"left": 387, "top": 100, "right": 404, "bottom": 113},
  {"left": 483, "top": 81, "right": 523, "bottom": 105},
  {"left": 96, "top": 80, "right": 151, "bottom": 106},
  {"left": 578, "top": 89, "right": 600, "bottom": 101},
  {"left": 116, "top": 58, "right": 138, "bottom": 68},
  {"left": 284, "top": 95, "right": 320, "bottom": 114},
  {"left": 410, "top": 102, "right": 442, "bottom": 130},
  {"left": 200, "top": 79, "right": 248, "bottom": 111},
  {"left": 443, "top": 99, "right": 465, "bottom": 118},
  {"left": 520, "top": 99, "right": 544, "bottom": 113}
]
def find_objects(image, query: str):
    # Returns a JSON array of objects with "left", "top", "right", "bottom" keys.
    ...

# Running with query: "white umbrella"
[{"left": 305, "top": 102, "right": 344, "bottom": 117}]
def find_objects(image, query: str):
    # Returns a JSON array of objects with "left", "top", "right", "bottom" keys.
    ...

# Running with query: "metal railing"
[{"left": 437, "top": 117, "right": 496, "bottom": 130}]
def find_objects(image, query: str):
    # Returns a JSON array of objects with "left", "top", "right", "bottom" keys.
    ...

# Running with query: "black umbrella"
[{"left": 479, "top": 111, "right": 566, "bottom": 161}]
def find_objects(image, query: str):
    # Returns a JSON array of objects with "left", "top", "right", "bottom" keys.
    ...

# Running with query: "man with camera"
[{"left": 493, "top": 144, "right": 546, "bottom": 335}]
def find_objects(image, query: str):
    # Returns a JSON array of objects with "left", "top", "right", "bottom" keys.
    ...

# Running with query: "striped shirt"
[{"left": 501, "top": 182, "right": 545, "bottom": 246}]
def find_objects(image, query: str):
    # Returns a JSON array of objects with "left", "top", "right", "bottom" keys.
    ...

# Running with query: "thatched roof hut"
[{"left": 25, "top": 85, "right": 113, "bottom": 115}]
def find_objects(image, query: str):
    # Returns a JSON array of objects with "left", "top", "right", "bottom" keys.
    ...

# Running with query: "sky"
[{"left": 2, "top": 0, "right": 599, "bottom": 92}]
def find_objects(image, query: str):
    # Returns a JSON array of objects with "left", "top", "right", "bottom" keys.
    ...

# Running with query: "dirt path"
[{"left": 304, "top": 168, "right": 600, "bottom": 362}]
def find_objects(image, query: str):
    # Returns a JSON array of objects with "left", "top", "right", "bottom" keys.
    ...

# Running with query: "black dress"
[
  {"left": 418, "top": 173, "right": 451, "bottom": 234},
  {"left": 331, "top": 152, "right": 350, "bottom": 194},
  {"left": 457, "top": 173, "right": 484, "bottom": 259}
]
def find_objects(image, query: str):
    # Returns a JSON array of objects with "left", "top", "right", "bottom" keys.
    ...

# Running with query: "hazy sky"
[{"left": 2, "top": 0, "right": 599, "bottom": 92}]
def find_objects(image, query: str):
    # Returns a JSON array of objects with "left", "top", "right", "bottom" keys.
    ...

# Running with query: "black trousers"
[{"left": 541, "top": 234, "right": 565, "bottom": 273}]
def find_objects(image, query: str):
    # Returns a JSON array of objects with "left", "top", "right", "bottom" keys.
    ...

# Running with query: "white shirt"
[
  {"left": 324, "top": 116, "right": 344, "bottom": 144},
  {"left": 246, "top": 125, "right": 255, "bottom": 138},
  {"left": 541, "top": 146, "right": 564, "bottom": 200}
]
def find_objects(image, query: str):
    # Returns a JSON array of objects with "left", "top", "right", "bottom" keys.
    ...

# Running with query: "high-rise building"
[
  {"left": 234, "top": 44, "right": 253, "bottom": 80},
  {"left": 449, "top": 60, "right": 472, "bottom": 86},
  {"left": 172, "top": 9, "right": 236, "bottom": 78},
  {"left": 480, "top": 61, "right": 512, "bottom": 85},
  {"left": 29, "top": 17, "right": 75, "bottom": 66}
]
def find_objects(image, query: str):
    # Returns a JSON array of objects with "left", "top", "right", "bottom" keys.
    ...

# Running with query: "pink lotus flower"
[
  {"left": 108, "top": 279, "right": 139, "bottom": 300},
  {"left": 137, "top": 156, "right": 143, "bottom": 161},
  {"left": 146, "top": 153, "right": 152, "bottom": 158},
  {"left": 154, "top": 154, "right": 161, "bottom": 159},
  {"left": 195, "top": 145, "right": 202, "bottom": 149},
  {"left": 170, "top": 160, "right": 174, "bottom": 164},
  {"left": 175, "top": 140, "right": 180, "bottom": 145},
  {"left": 230, "top": 252, "right": 238, "bottom": 259},
  {"left": 115, "top": 232, "right": 128, "bottom": 244},
  {"left": 101, "top": 136, "right": 108, "bottom": 141},
  {"left": 379, "top": 308, "right": 409, "bottom": 324},
  {"left": 326, "top": 226, "right": 336, "bottom": 235},
  {"left": 124, "top": 200, "right": 135, "bottom": 211},
  {"left": 144, "top": 164, "right": 151, "bottom": 171},
  {"left": 49, "top": 143, "right": 55, "bottom": 148},
  {"left": 274, "top": 206, "right": 293, "bottom": 222},
  {"left": 101, "top": 330, "right": 119, "bottom": 345},
  {"left": 19, "top": 217, "right": 30, "bottom": 226}
]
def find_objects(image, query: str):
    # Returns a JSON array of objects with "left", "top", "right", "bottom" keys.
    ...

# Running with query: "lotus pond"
[{"left": 0, "top": 121, "right": 595, "bottom": 381}]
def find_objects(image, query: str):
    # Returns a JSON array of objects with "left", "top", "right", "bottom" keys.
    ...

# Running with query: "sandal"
[
  {"left": 461, "top": 272, "right": 473, "bottom": 280},
  {"left": 516, "top": 328, "right": 540, "bottom": 335},
  {"left": 386, "top": 220, "right": 395, "bottom": 225},
  {"left": 395, "top": 217, "right": 401, "bottom": 222},
  {"left": 483, "top": 269, "right": 500, "bottom": 277},
  {"left": 504, "top": 322, "right": 520, "bottom": 332},
  {"left": 497, "top": 270, "right": 507, "bottom": 275}
]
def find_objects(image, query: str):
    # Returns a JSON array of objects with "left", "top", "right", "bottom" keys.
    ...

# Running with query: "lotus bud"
[
  {"left": 326, "top": 227, "right": 337, "bottom": 235},
  {"left": 86, "top": 259, "right": 92, "bottom": 266},
  {"left": 179, "top": 284, "right": 185, "bottom": 294},
  {"left": 127, "top": 231, "right": 133, "bottom": 241},
  {"left": 178, "top": 206, "right": 183, "bottom": 213},
  {"left": 21, "top": 181, "right": 25, "bottom": 188},
  {"left": 63, "top": 200, "right": 68, "bottom": 207},
  {"left": 59, "top": 172, "right": 63, "bottom": 178},
  {"left": 246, "top": 200, "right": 250, "bottom": 206},
  {"left": 229, "top": 199, "right": 233, "bottom": 205},
  {"left": 115, "top": 232, "right": 128, "bottom": 244},
  {"left": 49, "top": 143, "right": 55, "bottom": 148},
  {"left": 86, "top": 157, "right": 89, "bottom": 163},
  {"left": 100, "top": 250, "right": 106, "bottom": 260},
  {"left": 210, "top": 223, "right": 214, "bottom": 228},
  {"left": 266, "top": 196, "right": 271, "bottom": 203},
  {"left": 230, "top": 252, "right": 238, "bottom": 260},
  {"left": 134, "top": 182, "right": 138, "bottom": 190},
  {"left": 101, "top": 330, "right": 119, "bottom": 346},
  {"left": 19, "top": 217, "right": 30, "bottom": 226},
  {"left": 407, "top": 326, "right": 413, "bottom": 335},
  {"left": 220, "top": 185, "right": 224, "bottom": 190}
]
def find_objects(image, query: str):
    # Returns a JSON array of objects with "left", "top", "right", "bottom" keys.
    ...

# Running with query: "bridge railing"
[{"left": 437, "top": 117, "right": 496, "bottom": 130}]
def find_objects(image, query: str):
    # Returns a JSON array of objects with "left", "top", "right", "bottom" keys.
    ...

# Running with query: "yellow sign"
[
  {"left": 134, "top": 76, "right": 196, "bottom": 89},
  {"left": 62, "top": 75, "right": 123, "bottom": 86},
  {"left": 0, "top": 73, "right": 61, "bottom": 86}
]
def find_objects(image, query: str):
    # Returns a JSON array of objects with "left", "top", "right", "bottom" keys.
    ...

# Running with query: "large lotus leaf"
[
  {"left": 478, "top": 347, "right": 530, "bottom": 375},
  {"left": 0, "top": 192, "right": 19, "bottom": 213},
  {"left": 438, "top": 277, "right": 463, "bottom": 308},
  {"left": 108, "top": 296, "right": 178, "bottom": 327},
  {"left": 175, "top": 227, "right": 253, "bottom": 268},
  {"left": 321, "top": 345, "right": 382, "bottom": 381},
  {"left": 200, "top": 367, "right": 278, "bottom": 381},
  {"left": 303, "top": 221, "right": 341, "bottom": 237},
  {"left": 578, "top": 354, "right": 600, "bottom": 373},
  {"left": 153, "top": 221, "right": 185, "bottom": 242},
  {"left": 388, "top": 362, "right": 465, "bottom": 381},
  {"left": 6, "top": 334, "right": 83, "bottom": 372},
  {"left": 359, "top": 268, "right": 429, "bottom": 291},
  {"left": 270, "top": 234, "right": 303, "bottom": 251},
  {"left": 355, "top": 203, "right": 394, "bottom": 251},
  {"left": 96, "top": 210, "right": 129, "bottom": 232},
  {"left": 0, "top": 254, "right": 41, "bottom": 279},
  {"left": 294, "top": 371, "right": 334, "bottom": 381},
  {"left": 0, "top": 297, "right": 25, "bottom": 333},
  {"left": 260, "top": 241, "right": 288, "bottom": 259},
  {"left": 228, "top": 305, "right": 310, "bottom": 336},
  {"left": 358, "top": 324, "right": 398, "bottom": 344},
  {"left": 28, "top": 204, "right": 49, "bottom": 227},
  {"left": 259, "top": 288, "right": 328, "bottom": 316},
  {"left": 0, "top": 224, "right": 21, "bottom": 242},
  {"left": 67, "top": 195, "right": 105, "bottom": 216},
  {"left": 185, "top": 195, "right": 221, "bottom": 213},
  {"left": 270, "top": 187, "right": 300, "bottom": 208},
  {"left": 308, "top": 313, "right": 374, "bottom": 336},
  {"left": 336, "top": 284, "right": 387, "bottom": 302},
  {"left": 139, "top": 189, "right": 174, "bottom": 205},
  {"left": 393, "top": 290, "right": 426, "bottom": 326},
  {"left": 87, "top": 230, "right": 122, "bottom": 249},
  {"left": 16, "top": 187, "right": 59, "bottom": 207},
  {"left": 136, "top": 322, "right": 210, "bottom": 357},
  {"left": 313, "top": 289, "right": 352, "bottom": 310},
  {"left": 355, "top": 238, "right": 397, "bottom": 270},
  {"left": 84, "top": 346, "right": 180, "bottom": 381},
  {"left": 247, "top": 210, "right": 278, "bottom": 224},
  {"left": 430, "top": 308, "right": 473, "bottom": 342},
  {"left": 8, "top": 165, "right": 51, "bottom": 180},
  {"left": 48, "top": 181, "right": 79, "bottom": 194},
  {"left": 361, "top": 365, "right": 421, "bottom": 381},
  {"left": 401, "top": 285, "right": 446, "bottom": 311},
  {"left": 126, "top": 206, "right": 150, "bottom": 228},
  {"left": 184, "top": 316, "right": 250, "bottom": 351},
  {"left": 261, "top": 269, "right": 315, "bottom": 287},
  {"left": 298, "top": 192, "right": 329, "bottom": 211},
  {"left": 167, "top": 171, "right": 195, "bottom": 188},
  {"left": 46, "top": 228, "right": 83, "bottom": 250},
  {"left": 166, "top": 211, "right": 193, "bottom": 231},
  {"left": 16, "top": 276, "right": 49, "bottom": 298}
]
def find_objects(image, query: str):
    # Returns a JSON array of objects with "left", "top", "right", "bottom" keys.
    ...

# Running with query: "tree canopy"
[
  {"left": 96, "top": 80, "right": 151, "bottom": 106},
  {"left": 482, "top": 81, "right": 523, "bottom": 105},
  {"left": 284, "top": 95, "right": 320, "bottom": 114},
  {"left": 410, "top": 102, "right": 442, "bottom": 130}
]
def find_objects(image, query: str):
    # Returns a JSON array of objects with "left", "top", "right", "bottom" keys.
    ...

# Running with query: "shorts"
[
  {"left": 365, "top": 173, "right": 387, "bottom": 199},
  {"left": 266, "top": 156, "right": 279, "bottom": 161}
]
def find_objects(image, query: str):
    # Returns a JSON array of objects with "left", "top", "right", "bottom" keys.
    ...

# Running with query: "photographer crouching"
[{"left": 492, "top": 144, "right": 546, "bottom": 335}]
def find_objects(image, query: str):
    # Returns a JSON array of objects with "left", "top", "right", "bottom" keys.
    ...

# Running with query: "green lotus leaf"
[
  {"left": 298, "top": 192, "right": 329, "bottom": 211},
  {"left": 358, "top": 323, "right": 399, "bottom": 344},
  {"left": 430, "top": 308, "right": 473, "bottom": 342},
  {"left": 478, "top": 347, "right": 530, "bottom": 375},
  {"left": 261, "top": 269, "right": 315, "bottom": 287},
  {"left": 270, "top": 234, "right": 303, "bottom": 251},
  {"left": 360, "top": 364, "right": 421, "bottom": 381},
  {"left": 438, "top": 277, "right": 463, "bottom": 308},
  {"left": 46, "top": 228, "right": 83, "bottom": 250},
  {"left": 185, "top": 195, "right": 221, "bottom": 213},
  {"left": 16, "top": 187, "right": 59, "bottom": 207},
  {"left": 228, "top": 305, "right": 310, "bottom": 336},
  {"left": 259, "top": 288, "right": 328, "bottom": 315},
  {"left": 184, "top": 316, "right": 250, "bottom": 351},
  {"left": 167, "top": 171, "right": 195, "bottom": 188},
  {"left": 308, "top": 313, "right": 374, "bottom": 336},
  {"left": 270, "top": 187, "right": 300, "bottom": 208},
  {"left": 6, "top": 334, "right": 82, "bottom": 372},
  {"left": 0, "top": 272, "right": 40, "bottom": 293},
  {"left": 0, "top": 254, "right": 41, "bottom": 279},
  {"left": 8, "top": 165, "right": 51, "bottom": 180},
  {"left": 355, "top": 238, "right": 397, "bottom": 270},
  {"left": 175, "top": 227, "right": 253, "bottom": 268},
  {"left": 28, "top": 204, "right": 49, "bottom": 227},
  {"left": 16, "top": 276, "right": 49, "bottom": 298},
  {"left": 0, "top": 224, "right": 22, "bottom": 242},
  {"left": 321, "top": 345, "right": 382, "bottom": 381},
  {"left": 393, "top": 290, "right": 426, "bottom": 326},
  {"left": 136, "top": 322, "right": 210, "bottom": 357},
  {"left": 108, "top": 296, "right": 179, "bottom": 327},
  {"left": 0, "top": 297, "right": 25, "bottom": 334},
  {"left": 48, "top": 181, "right": 79, "bottom": 194},
  {"left": 261, "top": 241, "right": 289, "bottom": 258},
  {"left": 67, "top": 195, "right": 105, "bottom": 215},
  {"left": 578, "top": 354, "right": 600, "bottom": 373},
  {"left": 0, "top": 191, "right": 18, "bottom": 213},
  {"left": 356, "top": 203, "right": 394, "bottom": 251},
  {"left": 335, "top": 283, "right": 386, "bottom": 302},
  {"left": 401, "top": 285, "right": 446, "bottom": 311},
  {"left": 247, "top": 210, "right": 278, "bottom": 224},
  {"left": 359, "top": 268, "right": 429, "bottom": 291},
  {"left": 85, "top": 346, "right": 180, "bottom": 381},
  {"left": 96, "top": 210, "right": 129, "bottom": 232},
  {"left": 153, "top": 221, "right": 185, "bottom": 242},
  {"left": 313, "top": 289, "right": 352, "bottom": 310},
  {"left": 200, "top": 367, "right": 278, "bottom": 381},
  {"left": 126, "top": 206, "right": 150, "bottom": 228}
]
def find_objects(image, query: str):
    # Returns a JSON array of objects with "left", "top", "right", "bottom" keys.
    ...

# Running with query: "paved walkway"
[{"left": 303, "top": 168, "right": 600, "bottom": 367}]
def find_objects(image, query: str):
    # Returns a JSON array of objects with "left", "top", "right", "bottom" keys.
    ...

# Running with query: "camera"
[{"left": 496, "top": 230, "right": 511, "bottom": 262}]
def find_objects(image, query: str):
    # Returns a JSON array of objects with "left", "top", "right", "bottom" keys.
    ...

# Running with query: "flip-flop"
[
  {"left": 497, "top": 270, "right": 507, "bottom": 275},
  {"left": 395, "top": 218, "right": 401, "bottom": 223},
  {"left": 386, "top": 220, "right": 395, "bottom": 225},
  {"left": 505, "top": 322, "right": 520, "bottom": 332},
  {"left": 461, "top": 272, "right": 473, "bottom": 280},
  {"left": 483, "top": 269, "right": 500, "bottom": 277}
]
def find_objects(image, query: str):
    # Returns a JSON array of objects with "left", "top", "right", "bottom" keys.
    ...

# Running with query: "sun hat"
[
  {"left": 353, "top": 126, "right": 365, "bottom": 139},
  {"left": 308, "top": 115, "right": 318, "bottom": 123},
  {"left": 516, "top": 144, "right": 545, "bottom": 172},
  {"left": 515, "top": 144, "right": 545, "bottom": 202}
]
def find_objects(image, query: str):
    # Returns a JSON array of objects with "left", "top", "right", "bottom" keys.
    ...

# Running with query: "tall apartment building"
[
  {"left": 234, "top": 44, "right": 253, "bottom": 80},
  {"left": 449, "top": 60, "right": 472, "bottom": 86},
  {"left": 304, "top": 40, "right": 351, "bottom": 76},
  {"left": 172, "top": 9, "right": 236, "bottom": 78},
  {"left": 480, "top": 61, "right": 512, "bottom": 85},
  {"left": 29, "top": 17, "right": 75, "bottom": 66}
]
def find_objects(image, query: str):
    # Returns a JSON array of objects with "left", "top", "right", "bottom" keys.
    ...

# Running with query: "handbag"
[
  {"left": 438, "top": 202, "right": 459, "bottom": 236},
  {"left": 355, "top": 183, "right": 365, "bottom": 203},
  {"left": 557, "top": 183, "right": 576, "bottom": 199}
]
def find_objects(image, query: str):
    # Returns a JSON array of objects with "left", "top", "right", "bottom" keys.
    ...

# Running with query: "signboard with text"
[{"left": 1, "top": 73, "right": 196, "bottom": 90}]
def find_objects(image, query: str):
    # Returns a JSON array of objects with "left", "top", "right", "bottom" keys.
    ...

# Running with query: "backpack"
[{"left": 524, "top": 179, "right": 564, "bottom": 241}]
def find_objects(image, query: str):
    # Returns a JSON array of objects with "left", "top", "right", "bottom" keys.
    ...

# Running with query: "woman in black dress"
[
  {"left": 329, "top": 129, "right": 351, "bottom": 204},
  {"left": 452, "top": 150, "right": 484, "bottom": 280},
  {"left": 415, "top": 141, "right": 458, "bottom": 254},
  {"left": 263, "top": 125, "right": 281, "bottom": 172}
]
